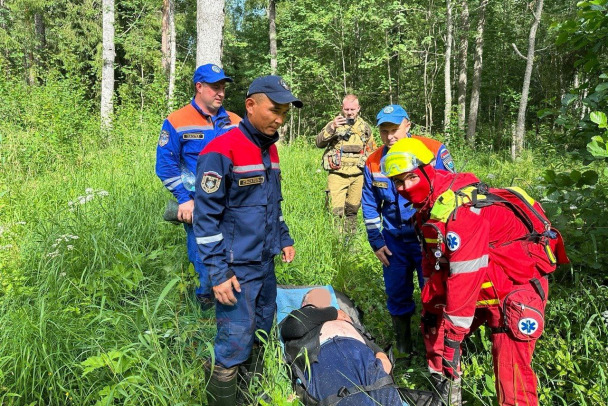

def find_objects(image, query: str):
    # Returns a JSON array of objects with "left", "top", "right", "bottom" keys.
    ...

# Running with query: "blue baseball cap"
[
  {"left": 247, "top": 75, "right": 303, "bottom": 108},
  {"left": 376, "top": 105, "right": 410, "bottom": 126},
  {"left": 192, "top": 64, "right": 233, "bottom": 85}
]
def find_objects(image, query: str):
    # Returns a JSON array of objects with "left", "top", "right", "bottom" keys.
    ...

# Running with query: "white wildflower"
[
  {"left": 47, "top": 250, "right": 59, "bottom": 258},
  {"left": 316, "top": 169, "right": 321, "bottom": 173},
  {"left": 0, "top": 244, "right": 13, "bottom": 250},
  {"left": 60, "top": 272, "right": 66, "bottom": 277},
  {"left": 16, "top": 221, "right": 26, "bottom": 225},
  {"left": 66, "top": 245, "right": 74, "bottom": 251},
  {"left": 97, "top": 190, "right": 109, "bottom": 197},
  {"left": 85, "top": 188, "right": 93, "bottom": 194},
  {"left": 487, "top": 174, "right": 496, "bottom": 179}
]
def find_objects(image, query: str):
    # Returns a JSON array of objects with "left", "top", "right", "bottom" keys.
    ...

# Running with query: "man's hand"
[
  {"left": 178, "top": 200, "right": 194, "bottom": 224},
  {"left": 212, "top": 275, "right": 241, "bottom": 306},
  {"left": 336, "top": 309, "right": 352, "bottom": 322},
  {"left": 374, "top": 245, "right": 392, "bottom": 266},
  {"left": 375, "top": 352, "right": 392, "bottom": 374},
  {"left": 282, "top": 246, "right": 295, "bottom": 263},
  {"left": 331, "top": 115, "right": 347, "bottom": 131}
]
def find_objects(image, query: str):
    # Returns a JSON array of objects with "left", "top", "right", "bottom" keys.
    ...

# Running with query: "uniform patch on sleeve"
[
  {"left": 440, "top": 149, "right": 455, "bottom": 172},
  {"left": 372, "top": 180, "right": 389, "bottom": 189},
  {"left": 158, "top": 130, "right": 169, "bottom": 147},
  {"left": 238, "top": 176, "right": 265, "bottom": 186},
  {"left": 201, "top": 171, "right": 222, "bottom": 193},
  {"left": 446, "top": 231, "right": 461, "bottom": 251}
]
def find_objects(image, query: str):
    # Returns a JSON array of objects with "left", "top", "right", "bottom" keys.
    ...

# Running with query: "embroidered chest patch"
[
  {"left": 238, "top": 176, "right": 265, "bottom": 186},
  {"left": 372, "top": 180, "right": 389, "bottom": 189},
  {"left": 202, "top": 171, "right": 222, "bottom": 193}
]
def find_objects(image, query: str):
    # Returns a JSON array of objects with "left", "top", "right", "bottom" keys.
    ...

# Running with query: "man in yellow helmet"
[{"left": 381, "top": 138, "right": 565, "bottom": 406}]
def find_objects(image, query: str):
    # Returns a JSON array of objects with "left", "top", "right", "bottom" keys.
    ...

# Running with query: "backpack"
[{"left": 431, "top": 182, "right": 568, "bottom": 284}]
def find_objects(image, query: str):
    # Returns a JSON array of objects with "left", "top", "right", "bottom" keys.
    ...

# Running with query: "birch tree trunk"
[
  {"left": 197, "top": 0, "right": 225, "bottom": 66},
  {"left": 101, "top": 0, "right": 115, "bottom": 130},
  {"left": 268, "top": 0, "right": 277, "bottom": 74},
  {"left": 466, "top": 0, "right": 487, "bottom": 145},
  {"left": 512, "top": 0, "right": 543, "bottom": 159},
  {"left": 167, "top": 0, "right": 176, "bottom": 110},
  {"left": 162, "top": 0, "right": 169, "bottom": 73},
  {"left": 457, "top": 0, "right": 469, "bottom": 130},
  {"left": 444, "top": 0, "right": 454, "bottom": 132}
]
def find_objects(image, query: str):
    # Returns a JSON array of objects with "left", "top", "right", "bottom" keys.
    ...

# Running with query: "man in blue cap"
[
  {"left": 194, "top": 75, "right": 301, "bottom": 405},
  {"left": 156, "top": 64, "right": 241, "bottom": 310},
  {"left": 361, "top": 105, "right": 455, "bottom": 357}
]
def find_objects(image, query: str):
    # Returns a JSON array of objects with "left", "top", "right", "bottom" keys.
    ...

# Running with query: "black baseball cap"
[{"left": 246, "top": 75, "right": 303, "bottom": 108}]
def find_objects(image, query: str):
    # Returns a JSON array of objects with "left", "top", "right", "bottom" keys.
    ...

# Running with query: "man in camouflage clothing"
[{"left": 316, "top": 94, "right": 375, "bottom": 234}]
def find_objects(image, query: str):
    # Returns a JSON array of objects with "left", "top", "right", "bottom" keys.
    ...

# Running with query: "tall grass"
[{"left": 1, "top": 91, "right": 607, "bottom": 404}]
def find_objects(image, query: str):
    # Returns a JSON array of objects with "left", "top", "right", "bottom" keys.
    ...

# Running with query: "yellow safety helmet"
[{"left": 380, "top": 138, "right": 434, "bottom": 177}]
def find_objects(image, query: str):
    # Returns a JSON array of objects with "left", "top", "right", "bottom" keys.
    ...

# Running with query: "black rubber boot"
[
  {"left": 241, "top": 344, "right": 265, "bottom": 385},
  {"left": 391, "top": 314, "right": 413, "bottom": 357},
  {"left": 207, "top": 364, "right": 238, "bottom": 406}
]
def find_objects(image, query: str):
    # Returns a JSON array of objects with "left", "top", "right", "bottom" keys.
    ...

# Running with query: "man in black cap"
[
  {"left": 156, "top": 64, "right": 240, "bottom": 309},
  {"left": 193, "top": 75, "right": 302, "bottom": 405}
]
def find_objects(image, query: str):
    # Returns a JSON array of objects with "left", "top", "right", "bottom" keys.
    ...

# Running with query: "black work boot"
[
  {"left": 391, "top": 314, "right": 413, "bottom": 357},
  {"left": 206, "top": 363, "right": 238, "bottom": 406},
  {"left": 430, "top": 373, "right": 462, "bottom": 406}
]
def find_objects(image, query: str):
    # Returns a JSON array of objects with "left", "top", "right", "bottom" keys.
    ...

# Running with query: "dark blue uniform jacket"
[{"left": 193, "top": 118, "right": 294, "bottom": 287}]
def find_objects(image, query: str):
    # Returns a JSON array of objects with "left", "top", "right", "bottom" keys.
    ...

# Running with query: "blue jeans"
[{"left": 308, "top": 337, "right": 403, "bottom": 405}]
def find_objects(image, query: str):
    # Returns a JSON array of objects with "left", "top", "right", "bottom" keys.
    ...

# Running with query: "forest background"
[{"left": 0, "top": 0, "right": 607, "bottom": 405}]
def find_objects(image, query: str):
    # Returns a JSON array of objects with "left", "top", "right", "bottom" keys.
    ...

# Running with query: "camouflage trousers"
[{"left": 326, "top": 172, "right": 363, "bottom": 234}]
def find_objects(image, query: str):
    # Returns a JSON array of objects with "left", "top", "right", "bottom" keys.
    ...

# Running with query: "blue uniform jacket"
[
  {"left": 155, "top": 98, "right": 239, "bottom": 204},
  {"left": 362, "top": 140, "right": 453, "bottom": 252},
  {"left": 193, "top": 118, "right": 294, "bottom": 286}
]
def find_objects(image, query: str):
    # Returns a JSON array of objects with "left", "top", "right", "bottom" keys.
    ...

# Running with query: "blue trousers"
[
  {"left": 184, "top": 223, "right": 210, "bottom": 296},
  {"left": 308, "top": 337, "right": 403, "bottom": 405},
  {"left": 383, "top": 232, "right": 424, "bottom": 316},
  {"left": 214, "top": 258, "right": 277, "bottom": 368}
]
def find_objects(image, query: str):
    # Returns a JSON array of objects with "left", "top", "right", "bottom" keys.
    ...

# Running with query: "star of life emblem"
[
  {"left": 518, "top": 318, "right": 538, "bottom": 335},
  {"left": 383, "top": 106, "right": 394, "bottom": 114},
  {"left": 201, "top": 171, "right": 222, "bottom": 193},
  {"left": 446, "top": 231, "right": 461, "bottom": 251},
  {"left": 212, "top": 65, "right": 221, "bottom": 73}
]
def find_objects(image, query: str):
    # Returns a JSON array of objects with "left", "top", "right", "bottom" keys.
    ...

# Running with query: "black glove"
[{"left": 421, "top": 312, "right": 438, "bottom": 334}]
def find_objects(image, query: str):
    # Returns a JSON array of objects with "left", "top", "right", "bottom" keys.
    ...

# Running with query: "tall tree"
[
  {"left": 444, "top": 0, "right": 454, "bottom": 132},
  {"left": 101, "top": 0, "right": 115, "bottom": 129},
  {"left": 162, "top": 0, "right": 176, "bottom": 109},
  {"left": 268, "top": 0, "right": 277, "bottom": 74},
  {"left": 457, "top": 0, "right": 469, "bottom": 131},
  {"left": 512, "top": 0, "right": 544, "bottom": 159},
  {"left": 168, "top": 0, "right": 176, "bottom": 109},
  {"left": 466, "top": 0, "right": 487, "bottom": 145},
  {"left": 197, "top": 0, "right": 225, "bottom": 66},
  {"left": 162, "top": 0, "right": 170, "bottom": 73}
]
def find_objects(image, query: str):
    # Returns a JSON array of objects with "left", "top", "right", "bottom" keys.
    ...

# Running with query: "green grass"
[{"left": 1, "top": 110, "right": 607, "bottom": 405}]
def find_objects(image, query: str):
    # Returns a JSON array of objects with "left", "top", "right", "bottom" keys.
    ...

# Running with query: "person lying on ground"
[{"left": 280, "top": 288, "right": 403, "bottom": 406}]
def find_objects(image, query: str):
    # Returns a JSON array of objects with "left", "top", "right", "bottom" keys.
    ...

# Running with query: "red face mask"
[{"left": 396, "top": 166, "right": 434, "bottom": 205}]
